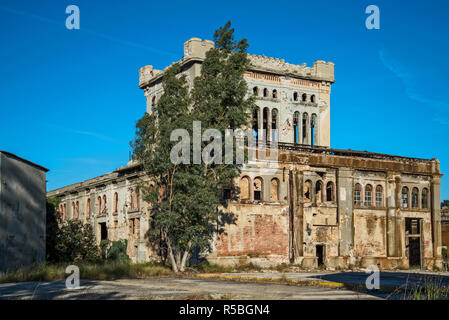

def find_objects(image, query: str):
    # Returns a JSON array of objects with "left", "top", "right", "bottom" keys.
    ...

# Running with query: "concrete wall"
[{"left": 0, "top": 152, "right": 47, "bottom": 271}]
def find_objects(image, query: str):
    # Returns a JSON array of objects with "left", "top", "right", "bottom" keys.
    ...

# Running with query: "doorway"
[
  {"left": 316, "top": 245, "right": 324, "bottom": 266},
  {"left": 405, "top": 218, "right": 422, "bottom": 268},
  {"left": 100, "top": 222, "right": 108, "bottom": 241}
]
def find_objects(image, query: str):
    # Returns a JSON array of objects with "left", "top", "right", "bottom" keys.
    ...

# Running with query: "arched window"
[
  {"left": 293, "top": 112, "right": 300, "bottom": 144},
  {"left": 252, "top": 108, "right": 259, "bottom": 143},
  {"left": 272, "top": 89, "right": 278, "bottom": 99},
  {"left": 315, "top": 180, "right": 323, "bottom": 203},
  {"left": 364, "top": 184, "right": 373, "bottom": 206},
  {"left": 311, "top": 95, "right": 316, "bottom": 103},
  {"left": 412, "top": 187, "right": 419, "bottom": 208},
  {"left": 326, "top": 181, "right": 334, "bottom": 202},
  {"left": 113, "top": 192, "right": 118, "bottom": 213},
  {"left": 375, "top": 185, "right": 383, "bottom": 207},
  {"left": 86, "top": 198, "right": 91, "bottom": 218},
  {"left": 271, "top": 109, "right": 278, "bottom": 142},
  {"left": 262, "top": 107, "right": 269, "bottom": 142},
  {"left": 354, "top": 184, "right": 362, "bottom": 205},
  {"left": 401, "top": 187, "right": 409, "bottom": 208},
  {"left": 102, "top": 195, "right": 107, "bottom": 213},
  {"left": 63, "top": 203, "right": 66, "bottom": 221},
  {"left": 130, "top": 189, "right": 139, "bottom": 210},
  {"left": 253, "top": 177, "right": 263, "bottom": 201},
  {"left": 130, "top": 189, "right": 135, "bottom": 210},
  {"left": 263, "top": 88, "right": 268, "bottom": 97},
  {"left": 270, "top": 178, "right": 280, "bottom": 201},
  {"left": 311, "top": 114, "right": 317, "bottom": 146},
  {"left": 304, "top": 180, "right": 312, "bottom": 202},
  {"left": 72, "top": 202, "right": 75, "bottom": 219},
  {"left": 97, "top": 196, "right": 101, "bottom": 214},
  {"left": 75, "top": 201, "right": 79, "bottom": 219},
  {"left": 302, "top": 113, "right": 309, "bottom": 144},
  {"left": 422, "top": 188, "right": 429, "bottom": 209},
  {"left": 253, "top": 86, "right": 259, "bottom": 96},
  {"left": 240, "top": 176, "right": 250, "bottom": 200},
  {"left": 302, "top": 93, "right": 307, "bottom": 102},
  {"left": 293, "top": 92, "right": 298, "bottom": 101}
]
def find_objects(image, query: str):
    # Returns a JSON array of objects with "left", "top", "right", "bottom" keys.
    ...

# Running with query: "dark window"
[
  {"left": 253, "top": 86, "right": 258, "bottom": 96},
  {"left": 326, "top": 182, "right": 334, "bottom": 202}
]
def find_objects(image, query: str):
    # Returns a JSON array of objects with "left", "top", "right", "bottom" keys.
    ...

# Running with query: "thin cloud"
[
  {"left": 62, "top": 157, "right": 114, "bottom": 165},
  {"left": 0, "top": 5, "right": 178, "bottom": 57},
  {"left": 379, "top": 49, "right": 449, "bottom": 125},
  {"left": 44, "top": 122, "right": 125, "bottom": 144},
  {"left": 71, "top": 129, "right": 118, "bottom": 143}
]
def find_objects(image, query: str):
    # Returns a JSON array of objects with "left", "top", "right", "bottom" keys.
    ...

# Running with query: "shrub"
[
  {"left": 53, "top": 220, "right": 101, "bottom": 263},
  {"left": 442, "top": 247, "right": 448, "bottom": 262},
  {"left": 100, "top": 239, "right": 131, "bottom": 263}
]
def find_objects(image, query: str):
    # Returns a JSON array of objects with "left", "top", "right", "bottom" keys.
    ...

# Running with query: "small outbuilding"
[{"left": 0, "top": 151, "right": 49, "bottom": 271}]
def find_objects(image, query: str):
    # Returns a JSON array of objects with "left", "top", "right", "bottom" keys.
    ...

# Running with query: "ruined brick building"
[{"left": 47, "top": 38, "right": 443, "bottom": 270}]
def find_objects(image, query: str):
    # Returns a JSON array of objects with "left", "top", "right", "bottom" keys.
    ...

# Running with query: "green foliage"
[
  {"left": 442, "top": 247, "right": 448, "bottom": 262},
  {"left": 46, "top": 198, "right": 100, "bottom": 264},
  {"left": 54, "top": 220, "right": 100, "bottom": 263},
  {"left": 442, "top": 200, "right": 449, "bottom": 208},
  {"left": 100, "top": 239, "right": 131, "bottom": 263},
  {"left": 131, "top": 22, "right": 253, "bottom": 272},
  {"left": 404, "top": 276, "right": 449, "bottom": 300},
  {"left": 46, "top": 198, "right": 62, "bottom": 262}
]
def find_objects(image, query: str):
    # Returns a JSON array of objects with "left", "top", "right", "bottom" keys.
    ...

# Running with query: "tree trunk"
[
  {"left": 179, "top": 242, "right": 192, "bottom": 272},
  {"left": 165, "top": 234, "right": 179, "bottom": 273}
]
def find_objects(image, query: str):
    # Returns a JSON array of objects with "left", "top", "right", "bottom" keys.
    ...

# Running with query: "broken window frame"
[
  {"left": 253, "top": 177, "right": 263, "bottom": 201},
  {"left": 375, "top": 185, "right": 383, "bottom": 207},
  {"left": 411, "top": 187, "right": 419, "bottom": 208},
  {"left": 326, "top": 181, "right": 334, "bottom": 202},
  {"left": 422, "top": 188, "right": 429, "bottom": 209},
  {"left": 354, "top": 183, "right": 362, "bottom": 205},
  {"left": 401, "top": 187, "right": 409, "bottom": 208},
  {"left": 364, "top": 184, "right": 373, "bottom": 206}
]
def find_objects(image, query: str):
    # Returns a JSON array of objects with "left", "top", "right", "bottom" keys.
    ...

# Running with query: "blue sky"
[{"left": 0, "top": 0, "right": 448, "bottom": 200}]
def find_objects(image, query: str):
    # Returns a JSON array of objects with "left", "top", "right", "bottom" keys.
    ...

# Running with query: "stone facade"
[
  {"left": 47, "top": 38, "right": 443, "bottom": 270},
  {"left": 441, "top": 208, "right": 449, "bottom": 255},
  {"left": 0, "top": 151, "right": 48, "bottom": 271}
]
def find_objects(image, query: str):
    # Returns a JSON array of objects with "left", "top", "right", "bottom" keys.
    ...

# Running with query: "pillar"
[
  {"left": 431, "top": 175, "right": 442, "bottom": 262},
  {"left": 337, "top": 167, "right": 354, "bottom": 256}
]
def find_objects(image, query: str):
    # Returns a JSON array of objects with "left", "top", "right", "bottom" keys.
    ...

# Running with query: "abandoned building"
[
  {"left": 0, "top": 151, "right": 48, "bottom": 271},
  {"left": 47, "top": 38, "right": 443, "bottom": 270}
]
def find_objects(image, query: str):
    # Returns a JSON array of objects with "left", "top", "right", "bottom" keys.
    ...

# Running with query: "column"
[
  {"left": 337, "top": 168, "right": 354, "bottom": 256},
  {"left": 431, "top": 175, "right": 442, "bottom": 261}
]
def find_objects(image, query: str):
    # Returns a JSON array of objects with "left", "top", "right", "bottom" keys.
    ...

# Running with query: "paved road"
[
  {"left": 0, "top": 277, "right": 380, "bottom": 300},
  {"left": 207, "top": 270, "right": 449, "bottom": 291}
]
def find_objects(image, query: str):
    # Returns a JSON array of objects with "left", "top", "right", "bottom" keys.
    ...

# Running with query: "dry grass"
[
  {"left": 401, "top": 275, "right": 449, "bottom": 300},
  {"left": 0, "top": 262, "right": 173, "bottom": 283}
]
